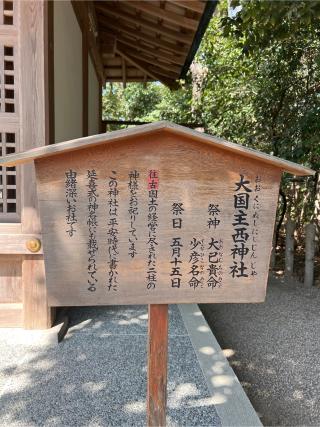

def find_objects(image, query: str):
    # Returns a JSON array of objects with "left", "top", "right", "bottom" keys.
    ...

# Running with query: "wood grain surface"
[
  {"left": 0, "top": 122, "right": 314, "bottom": 176},
  {"left": 147, "top": 304, "right": 168, "bottom": 427},
  {"left": 35, "top": 132, "right": 282, "bottom": 306}
]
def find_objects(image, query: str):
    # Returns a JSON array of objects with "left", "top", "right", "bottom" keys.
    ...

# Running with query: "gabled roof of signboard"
[{"left": 0, "top": 121, "right": 314, "bottom": 176}]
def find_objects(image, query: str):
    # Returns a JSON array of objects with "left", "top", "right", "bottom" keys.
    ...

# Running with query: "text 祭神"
[{"left": 64, "top": 170, "right": 261, "bottom": 293}]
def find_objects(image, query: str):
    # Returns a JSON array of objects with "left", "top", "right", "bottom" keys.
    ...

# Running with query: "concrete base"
[{"left": 179, "top": 304, "right": 262, "bottom": 426}]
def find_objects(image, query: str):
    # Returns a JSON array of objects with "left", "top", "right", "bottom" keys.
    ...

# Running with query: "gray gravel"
[
  {"left": 0, "top": 305, "right": 221, "bottom": 427},
  {"left": 200, "top": 274, "right": 320, "bottom": 426}
]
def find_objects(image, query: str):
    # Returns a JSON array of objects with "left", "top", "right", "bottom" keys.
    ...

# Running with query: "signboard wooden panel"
[
  {"left": 0, "top": 122, "right": 314, "bottom": 307},
  {"left": 35, "top": 132, "right": 282, "bottom": 306},
  {"left": 0, "top": 122, "right": 314, "bottom": 427}
]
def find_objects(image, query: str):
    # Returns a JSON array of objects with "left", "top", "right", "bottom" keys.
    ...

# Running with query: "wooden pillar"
[
  {"left": 285, "top": 219, "right": 295, "bottom": 280},
  {"left": 82, "top": 29, "right": 88, "bottom": 137},
  {"left": 48, "top": 0, "right": 55, "bottom": 145},
  {"left": 99, "top": 82, "right": 103, "bottom": 133},
  {"left": 22, "top": 255, "right": 52, "bottom": 329},
  {"left": 147, "top": 304, "right": 168, "bottom": 427},
  {"left": 20, "top": 0, "right": 53, "bottom": 329},
  {"left": 304, "top": 223, "right": 315, "bottom": 287}
]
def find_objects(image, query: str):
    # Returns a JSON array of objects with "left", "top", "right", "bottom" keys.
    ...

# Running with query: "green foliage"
[
  {"left": 222, "top": 0, "right": 320, "bottom": 54},
  {"left": 102, "top": 82, "right": 193, "bottom": 126},
  {"left": 102, "top": 0, "right": 320, "bottom": 229}
]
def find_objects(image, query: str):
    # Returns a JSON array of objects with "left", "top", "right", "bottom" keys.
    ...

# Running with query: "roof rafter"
[
  {"left": 123, "top": 0, "right": 198, "bottom": 31},
  {"left": 72, "top": 1, "right": 105, "bottom": 83},
  {"left": 115, "top": 46, "right": 177, "bottom": 88},
  {"left": 98, "top": 18, "right": 188, "bottom": 55},
  {"left": 122, "top": 57, "right": 127, "bottom": 88},
  {"left": 100, "top": 31, "right": 185, "bottom": 65},
  {"left": 168, "top": 1, "right": 205, "bottom": 14},
  {"left": 115, "top": 43, "right": 181, "bottom": 74},
  {"left": 95, "top": 3, "right": 193, "bottom": 44}
]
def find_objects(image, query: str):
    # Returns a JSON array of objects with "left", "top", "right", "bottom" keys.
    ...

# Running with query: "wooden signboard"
[
  {"left": 0, "top": 121, "right": 314, "bottom": 426},
  {"left": 0, "top": 122, "right": 314, "bottom": 307}
]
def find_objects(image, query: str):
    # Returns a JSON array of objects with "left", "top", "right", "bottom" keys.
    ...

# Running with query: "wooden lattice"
[
  {"left": 0, "top": 1, "right": 14, "bottom": 26},
  {"left": 0, "top": 129, "right": 19, "bottom": 217},
  {"left": 0, "top": 43, "right": 17, "bottom": 114},
  {"left": 0, "top": 0, "right": 19, "bottom": 221}
]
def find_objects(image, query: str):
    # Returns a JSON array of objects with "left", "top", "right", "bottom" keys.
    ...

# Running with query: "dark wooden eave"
[{"left": 73, "top": 1, "right": 217, "bottom": 88}]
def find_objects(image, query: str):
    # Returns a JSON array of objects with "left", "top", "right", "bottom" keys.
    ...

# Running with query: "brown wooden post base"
[
  {"left": 147, "top": 304, "right": 169, "bottom": 427},
  {"left": 22, "top": 255, "right": 54, "bottom": 329}
]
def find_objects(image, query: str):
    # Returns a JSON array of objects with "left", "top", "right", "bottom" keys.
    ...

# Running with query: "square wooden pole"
[{"left": 147, "top": 304, "right": 169, "bottom": 427}]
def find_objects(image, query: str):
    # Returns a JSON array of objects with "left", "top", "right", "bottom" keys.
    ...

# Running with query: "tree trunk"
[
  {"left": 270, "top": 222, "right": 277, "bottom": 270},
  {"left": 313, "top": 172, "right": 320, "bottom": 253},
  {"left": 304, "top": 223, "right": 315, "bottom": 287},
  {"left": 285, "top": 219, "right": 295, "bottom": 280}
]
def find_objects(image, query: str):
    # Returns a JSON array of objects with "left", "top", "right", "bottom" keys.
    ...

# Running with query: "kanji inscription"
[{"left": 35, "top": 135, "right": 281, "bottom": 306}]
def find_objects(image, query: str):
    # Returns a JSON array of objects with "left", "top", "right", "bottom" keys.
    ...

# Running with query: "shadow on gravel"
[
  {"left": 0, "top": 305, "right": 221, "bottom": 426},
  {"left": 200, "top": 274, "right": 320, "bottom": 426}
]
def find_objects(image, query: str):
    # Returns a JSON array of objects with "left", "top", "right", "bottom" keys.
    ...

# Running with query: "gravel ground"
[
  {"left": 200, "top": 274, "right": 320, "bottom": 427},
  {"left": 0, "top": 305, "right": 221, "bottom": 427}
]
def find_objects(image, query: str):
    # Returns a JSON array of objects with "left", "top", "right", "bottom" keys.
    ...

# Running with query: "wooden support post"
[
  {"left": 285, "top": 219, "right": 295, "bottom": 280},
  {"left": 99, "top": 82, "right": 103, "bottom": 133},
  {"left": 304, "top": 223, "right": 315, "bottom": 287},
  {"left": 147, "top": 304, "right": 168, "bottom": 427},
  {"left": 22, "top": 255, "right": 53, "bottom": 329},
  {"left": 20, "top": 1, "right": 54, "bottom": 329}
]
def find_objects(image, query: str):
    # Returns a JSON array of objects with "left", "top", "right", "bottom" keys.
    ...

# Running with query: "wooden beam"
[
  {"left": 72, "top": 1, "right": 105, "bottom": 84},
  {"left": 103, "top": 77, "right": 153, "bottom": 82},
  {"left": 102, "top": 35, "right": 116, "bottom": 58},
  {"left": 115, "top": 47, "right": 177, "bottom": 88},
  {"left": 87, "top": 0, "right": 99, "bottom": 37},
  {"left": 20, "top": 0, "right": 53, "bottom": 329},
  {"left": 0, "top": 303, "right": 23, "bottom": 328},
  {"left": 116, "top": 42, "right": 181, "bottom": 75},
  {"left": 125, "top": 1, "right": 198, "bottom": 30},
  {"left": 101, "top": 32, "right": 185, "bottom": 65},
  {"left": 104, "top": 66, "right": 147, "bottom": 78},
  {"left": 168, "top": 0, "right": 205, "bottom": 14},
  {"left": 115, "top": 47, "right": 159, "bottom": 81},
  {"left": 99, "top": 19, "right": 188, "bottom": 55},
  {"left": 0, "top": 234, "right": 43, "bottom": 254},
  {"left": 122, "top": 57, "right": 126, "bottom": 89},
  {"left": 148, "top": 65, "right": 179, "bottom": 80},
  {"left": 96, "top": 4, "right": 194, "bottom": 44},
  {"left": 99, "top": 81, "right": 103, "bottom": 133},
  {"left": 105, "top": 63, "right": 176, "bottom": 80}
]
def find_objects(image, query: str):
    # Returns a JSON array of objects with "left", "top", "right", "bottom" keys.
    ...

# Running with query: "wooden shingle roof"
[{"left": 0, "top": 121, "right": 314, "bottom": 176}]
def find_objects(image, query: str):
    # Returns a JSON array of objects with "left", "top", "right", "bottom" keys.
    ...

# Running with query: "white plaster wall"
[
  {"left": 88, "top": 55, "right": 100, "bottom": 135},
  {"left": 54, "top": 1, "right": 82, "bottom": 143}
]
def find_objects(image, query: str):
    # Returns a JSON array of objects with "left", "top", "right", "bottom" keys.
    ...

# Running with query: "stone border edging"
[{"left": 178, "top": 304, "right": 262, "bottom": 427}]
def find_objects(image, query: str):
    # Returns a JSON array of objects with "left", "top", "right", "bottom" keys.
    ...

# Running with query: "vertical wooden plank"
[
  {"left": 19, "top": 0, "right": 53, "bottom": 329},
  {"left": 99, "top": 81, "right": 103, "bottom": 133},
  {"left": 47, "top": 0, "right": 55, "bottom": 144},
  {"left": 22, "top": 255, "right": 52, "bottom": 329},
  {"left": 147, "top": 304, "right": 168, "bottom": 427},
  {"left": 82, "top": 29, "right": 88, "bottom": 137}
]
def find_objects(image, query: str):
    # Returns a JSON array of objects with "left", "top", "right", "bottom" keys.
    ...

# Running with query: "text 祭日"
[{"left": 62, "top": 169, "right": 264, "bottom": 296}]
